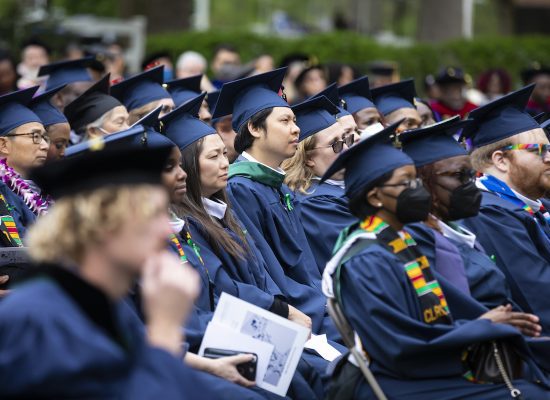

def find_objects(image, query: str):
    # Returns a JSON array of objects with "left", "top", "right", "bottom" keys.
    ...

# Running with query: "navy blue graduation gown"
[
  {"left": 167, "top": 229, "right": 216, "bottom": 352},
  {"left": 338, "top": 243, "right": 550, "bottom": 399},
  {"left": 407, "top": 222, "right": 513, "bottom": 309},
  {"left": 296, "top": 181, "right": 355, "bottom": 275},
  {"left": 463, "top": 190, "right": 550, "bottom": 335},
  {"left": 0, "top": 181, "right": 36, "bottom": 237},
  {"left": 187, "top": 215, "right": 283, "bottom": 311},
  {"left": 227, "top": 159, "right": 335, "bottom": 337},
  {"left": 169, "top": 228, "right": 328, "bottom": 400},
  {"left": 0, "top": 266, "right": 214, "bottom": 399}
]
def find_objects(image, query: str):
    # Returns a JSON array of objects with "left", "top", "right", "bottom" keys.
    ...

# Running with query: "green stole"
[{"left": 229, "top": 161, "right": 294, "bottom": 211}]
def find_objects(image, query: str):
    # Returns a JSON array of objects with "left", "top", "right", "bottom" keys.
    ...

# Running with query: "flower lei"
[{"left": 0, "top": 158, "right": 52, "bottom": 216}]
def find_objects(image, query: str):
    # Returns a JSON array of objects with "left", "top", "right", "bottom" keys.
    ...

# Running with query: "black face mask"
[
  {"left": 382, "top": 186, "right": 432, "bottom": 223},
  {"left": 396, "top": 186, "right": 432, "bottom": 223},
  {"left": 440, "top": 181, "right": 482, "bottom": 220}
]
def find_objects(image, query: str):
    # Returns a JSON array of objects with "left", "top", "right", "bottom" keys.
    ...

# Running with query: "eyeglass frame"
[
  {"left": 308, "top": 134, "right": 355, "bottom": 154},
  {"left": 6, "top": 131, "right": 50, "bottom": 145},
  {"left": 379, "top": 177, "right": 424, "bottom": 190},
  {"left": 500, "top": 143, "right": 550, "bottom": 159},
  {"left": 434, "top": 168, "right": 477, "bottom": 185}
]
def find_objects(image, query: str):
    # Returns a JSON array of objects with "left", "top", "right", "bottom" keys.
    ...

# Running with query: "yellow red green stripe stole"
[
  {"left": 361, "top": 215, "right": 451, "bottom": 325},
  {"left": 0, "top": 194, "right": 23, "bottom": 247},
  {"left": 169, "top": 230, "right": 215, "bottom": 311},
  {"left": 183, "top": 229, "right": 204, "bottom": 265},
  {"left": 169, "top": 233, "right": 187, "bottom": 264}
]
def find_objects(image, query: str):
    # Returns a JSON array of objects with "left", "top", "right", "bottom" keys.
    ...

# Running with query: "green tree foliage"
[
  {"left": 50, "top": 0, "right": 118, "bottom": 17},
  {"left": 147, "top": 30, "right": 550, "bottom": 93}
]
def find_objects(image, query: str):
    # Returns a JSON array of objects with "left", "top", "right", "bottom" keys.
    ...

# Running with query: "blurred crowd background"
[{"left": 0, "top": 0, "right": 549, "bottom": 106}]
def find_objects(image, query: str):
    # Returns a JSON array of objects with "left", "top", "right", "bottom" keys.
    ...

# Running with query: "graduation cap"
[
  {"left": 29, "top": 85, "right": 68, "bottom": 128},
  {"left": 65, "top": 116, "right": 174, "bottom": 158},
  {"left": 0, "top": 86, "right": 42, "bottom": 135},
  {"left": 161, "top": 92, "right": 216, "bottom": 151},
  {"left": 292, "top": 95, "right": 339, "bottom": 142},
  {"left": 434, "top": 66, "right": 468, "bottom": 85},
  {"left": 460, "top": 84, "right": 540, "bottom": 148},
  {"left": 311, "top": 83, "right": 350, "bottom": 117},
  {"left": 206, "top": 90, "right": 222, "bottom": 127},
  {"left": 30, "top": 134, "right": 171, "bottom": 199},
  {"left": 279, "top": 53, "right": 309, "bottom": 68},
  {"left": 64, "top": 74, "right": 123, "bottom": 132},
  {"left": 371, "top": 79, "right": 417, "bottom": 116},
  {"left": 131, "top": 106, "right": 176, "bottom": 148},
  {"left": 398, "top": 116, "right": 471, "bottom": 167},
  {"left": 38, "top": 57, "right": 94, "bottom": 91},
  {"left": 206, "top": 90, "right": 221, "bottom": 114},
  {"left": 368, "top": 61, "right": 398, "bottom": 77},
  {"left": 111, "top": 66, "right": 170, "bottom": 112},
  {"left": 165, "top": 74, "right": 203, "bottom": 107},
  {"left": 520, "top": 62, "right": 550, "bottom": 84},
  {"left": 534, "top": 113, "right": 550, "bottom": 133},
  {"left": 321, "top": 120, "right": 412, "bottom": 198},
  {"left": 338, "top": 76, "right": 376, "bottom": 115},
  {"left": 212, "top": 67, "right": 289, "bottom": 132}
]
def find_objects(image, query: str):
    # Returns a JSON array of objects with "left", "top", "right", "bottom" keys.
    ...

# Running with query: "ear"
[
  {"left": 0, "top": 137, "right": 10, "bottom": 157},
  {"left": 247, "top": 120, "right": 263, "bottom": 140},
  {"left": 491, "top": 149, "right": 510, "bottom": 173},
  {"left": 366, "top": 187, "right": 383, "bottom": 209},
  {"left": 305, "top": 152, "right": 315, "bottom": 168},
  {"left": 87, "top": 127, "right": 101, "bottom": 140},
  {"left": 52, "top": 92, "right": 64, "bottom": 109}
]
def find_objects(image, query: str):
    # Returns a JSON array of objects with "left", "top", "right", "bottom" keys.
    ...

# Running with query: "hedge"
[{"left": 147, "top": 30, "right": 550, "bottom": 93}]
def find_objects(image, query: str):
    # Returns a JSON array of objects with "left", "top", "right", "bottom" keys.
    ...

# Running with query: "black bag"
[
  {"left": 325, "top": 354, "right": 363, "bottom": 400},
  {"left": 466, "top": 340, "right": 524, "bottom": 399}
]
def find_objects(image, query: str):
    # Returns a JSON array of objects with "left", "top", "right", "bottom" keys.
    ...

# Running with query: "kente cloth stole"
[
  {"left": 0, "top": 194, "right": 23, "bottom": 247},
  {"left": 170, "top": 230, "right": 215, "bottom": 311},
  {"left": 360, "top": 215, "right": 452, "bottom": 325},
  {"left": 228, "top": 161, "right": 294, "bottom": 211},
  {"left": 169, "top": 233, "right": 187, "bottom": 263}
]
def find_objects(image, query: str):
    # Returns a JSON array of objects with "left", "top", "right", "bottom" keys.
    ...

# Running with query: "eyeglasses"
[
  {"left": 379, "top": 177, "right": 423, "bottom": 190},
  {"left": 435, "top": 168, "right": 477, "bottom": 184},
  {"left": 500, "top": 144, "right": 550, "bottom": 158},
  {"left": 6, "top": 132, "right": 50, "bottom": 145},
  {"left": 310, "top": 135, "right": 355, "bottom": 154}
]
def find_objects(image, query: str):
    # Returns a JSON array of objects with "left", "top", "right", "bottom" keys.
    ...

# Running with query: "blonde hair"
[
  {"left": 282, "top": 135, "right": 317, "bottom": 194},
  {"left": 470, "top": 137, "right": 514, "bottom": 172},
  {"left": 26, "top": 185, "right": 161, "bottom": 265}
]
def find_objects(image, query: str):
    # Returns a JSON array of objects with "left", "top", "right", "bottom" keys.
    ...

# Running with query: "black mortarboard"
[
  {"left": 64, "top": 74, "right": 123, "bottom": 132},
  {"left": 31, "top": 132, "right": 171, "bottom": 199}
]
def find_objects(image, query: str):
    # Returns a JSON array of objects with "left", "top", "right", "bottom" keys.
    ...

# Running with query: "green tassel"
[{"left": 284, "top": 193, "right": 294, "bottom": 211}]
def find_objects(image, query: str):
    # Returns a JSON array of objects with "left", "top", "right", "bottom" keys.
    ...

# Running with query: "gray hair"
[
  {"left": 78, "top": 109, "right": 115, "bottom": 139},
  {"left": 176, "top": 51, "right": 207, "bottom": 73}
]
